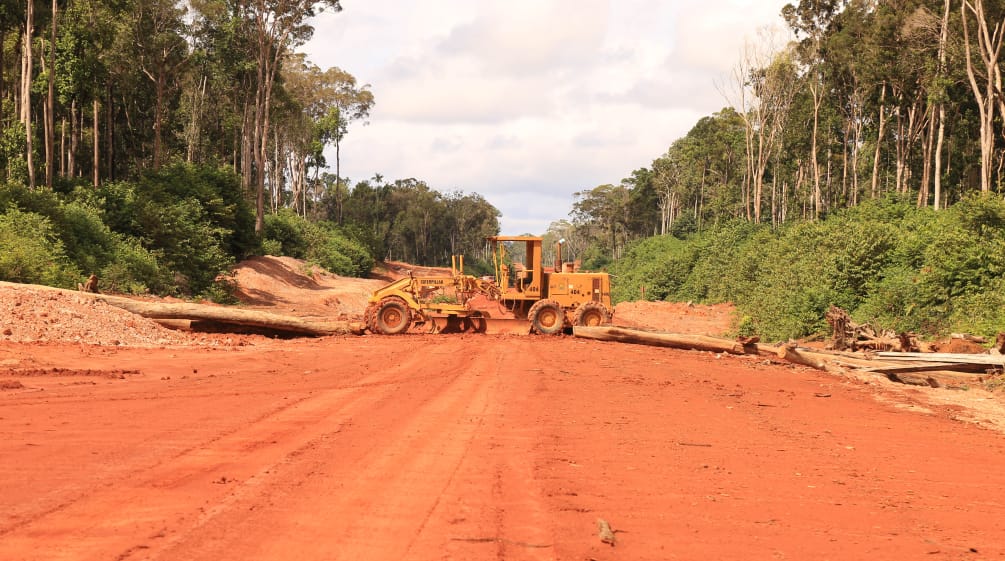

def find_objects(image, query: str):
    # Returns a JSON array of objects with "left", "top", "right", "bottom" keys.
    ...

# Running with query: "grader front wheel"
[
  {"left": 528, "top": 299, "right": 565, "bottom": 335},
  {"left": 369, "top": 298, "right": 412, "bottom": 335}
]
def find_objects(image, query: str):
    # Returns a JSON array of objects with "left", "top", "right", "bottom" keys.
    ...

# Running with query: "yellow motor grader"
[{"left": 363, "top": 236, "right": 613, "bottom": 335}]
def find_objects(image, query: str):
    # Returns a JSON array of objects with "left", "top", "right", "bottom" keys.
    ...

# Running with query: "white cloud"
[{"left": 303, "top": 0, "right": 791, "bottom": 235}]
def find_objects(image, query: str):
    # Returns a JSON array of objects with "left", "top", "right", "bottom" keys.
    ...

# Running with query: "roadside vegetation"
[
  {"left": 2, "top": 1, "right": 1005, "bottom": 339},
  {"left": 609, "top": 195, "right": 1005, "bottom": 341}
]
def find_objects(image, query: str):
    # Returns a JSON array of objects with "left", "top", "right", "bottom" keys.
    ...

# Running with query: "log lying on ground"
[
  {"left": 0, "top": 281, "right": 363, "bottom": 336},
  {"left": 772, "top": 344, "right": 849, "bottom": 374},
  {"left": 875, "top": 351, "right": 1005, "bottom": 367},
  {"left": 573, "top": 326, "right": 752, "bottom": 354},
  {"left": 574, "top": 325, "right": 995, "bottom": 388}
]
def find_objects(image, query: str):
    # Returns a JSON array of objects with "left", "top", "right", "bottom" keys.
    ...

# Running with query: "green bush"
[
  {"left": 265, "top": 209, "right": 375, "bottom": 277},
  {"left": 949, "top": 276, "right": 1005, "bottom": 339},
  {"left": 99, "top": 236, "right": 171, "bottom": 294},
  {"left": 0, "top": 207, "right": 81, "bottom": 287},
  {"left": 610, "top": 195, "right": 1005, "bottom": 341},
  {"left": 92, "top": 163, "right": 258, "bottom": 297},
  {"left": 609, "top": 235, "right": 694, "bottom": 302},
  {"left": 310, "top": 224, "right": 374, "bottom": 277},
  {"left": 679, "top": 221, "right": 764, "bottom": 302},
  {"left": 261, "top": 238, "right": 283, "bottom": 256},
  {"left": 264, "top": 209, "right": 311, "bottom": 258}
]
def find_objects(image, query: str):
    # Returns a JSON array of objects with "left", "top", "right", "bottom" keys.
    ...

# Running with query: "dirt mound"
[
  {"left": 231, "top": 256, "right": 385, "bottom": 319},
  {"left": 614, "top": 300, "right": 735, "bottom": 335},
  {"left": 380, "top": 261, "right": 453, "bottom": 280},
  {"left": 0, "top": 283, "right": 187, "bottom": 347}
]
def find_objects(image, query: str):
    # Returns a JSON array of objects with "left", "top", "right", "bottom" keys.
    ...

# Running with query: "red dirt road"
[{"left": 3, "top": 333, "right": 1005, "bottom": 560}]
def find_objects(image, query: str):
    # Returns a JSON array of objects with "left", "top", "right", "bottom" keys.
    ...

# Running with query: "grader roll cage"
[{"left": 363, "top": 236, "right": 613, "bottom": 335}]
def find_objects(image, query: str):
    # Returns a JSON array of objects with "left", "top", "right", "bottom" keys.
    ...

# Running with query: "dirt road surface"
[{"left": 3, "top": 331, "right": 1005, "bottom": 560}]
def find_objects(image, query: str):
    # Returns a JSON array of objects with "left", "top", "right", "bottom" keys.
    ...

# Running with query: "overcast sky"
[{"left": 302, "top": 0, "right": 792, "bottom": 235}]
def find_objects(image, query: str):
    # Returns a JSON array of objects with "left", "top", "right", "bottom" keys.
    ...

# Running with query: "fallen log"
[
  {"left": 571, "top": 323, "right": 1001, "bottom": 390},
  {"left": 574, "top": 326, "right": 751, "bottom": 354},
  {"left": 772, "top": 344, "right": 848, "bottom": 374},
  {"left": 860, "top": 362, "right": 990, "bottom": 375},
  {"left": 875, "top": 352, "right": 1005, "bottom": 367},
  {"left": 0, "top": 281, "right": 363, "bottom": 336}
]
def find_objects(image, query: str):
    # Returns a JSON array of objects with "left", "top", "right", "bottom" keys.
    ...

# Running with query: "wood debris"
[
  {"left": 596, "top": 518, "right": 616, "bottom": 546},
  {"left": 573, "top": 325, "right": 1004, "bottom": 389}
]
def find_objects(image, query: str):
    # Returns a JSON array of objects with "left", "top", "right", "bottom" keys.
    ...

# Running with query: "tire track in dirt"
[
  {"left": 0, "top": 338, "right": 473, "bottom": 561},
  {"left": 403, "top": 336, "right": 557, "bottom": 561},
  {"left": 143, "top": 335, "right": 501, "bottom": 560}
]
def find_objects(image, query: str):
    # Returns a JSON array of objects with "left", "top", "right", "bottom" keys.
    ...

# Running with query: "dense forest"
[
  {"left": 0, "top": 0, "right": 501, "bottom": 298},
  {"left": 2, "top": 0, "right": 1005, "bottom": 339},
  {"left": 562, "top": 0, "right": 1005, "bottom": 265}
]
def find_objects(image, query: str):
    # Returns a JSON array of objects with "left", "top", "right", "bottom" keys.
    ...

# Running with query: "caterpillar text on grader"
[{"left": 363, "top": 236, "right": 613, "bottom": 335}]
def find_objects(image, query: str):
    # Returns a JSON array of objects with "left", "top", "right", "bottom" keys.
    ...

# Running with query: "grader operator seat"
[
  {"left": 512, "top": 262, "right": 529, "bottom": 288},
  {"left": 489, "top": 236, "right": 543, "bottom": 298}
]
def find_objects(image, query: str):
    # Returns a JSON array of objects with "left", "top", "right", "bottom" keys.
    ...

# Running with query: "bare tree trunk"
[
  {"left": 920, "top": 104, "right": 936, "bottom": 207},
  {"left": 252, "top": 56, "right": 266, "bottom": 231},
  {"left": 240, "top": 100, "right": 252, "bottom": 189},
  {"left": 59, "top": 117, "right": 65, "bottom": 177},
  {"left": 810, "top": 80, "right": 822, "bottom": 219},
  {"left": 871, "top": 84, "right": 888, "bottom": 198},
  {"left": 42, "top": 50, "right": 52, "bottom": 189},
  {"left": 841, "top": 121, "right": 850, "bottom": 204},
  {"left": 851, "top": 89, "right": 864, "bottom": 205},
  {"left": 45, "top": 0, "right": 56, "bottom": 189},
  {"left": 186, "top": 75, "right": 207, "bottom": 163},
  {"left": 781, "top": 179, "right": 788, "bottom": 223},
  {"left": 0, "top": 28, "right": 5, "bottom": 110},
  {"left": 22, "top": 0, "right": 36, "bottom": 189},
  {"left": 770, "top": 162, "right": 778, "bottom": 227},
  {"left": 69, "top": 100, "right": 78, "bottom": 177},
  {"left": 152, "top": 68, "right": 165, "bottom": 170},
  {"left": 961, "top": 0, "right": 1004, "bottom": 193},
  {"left": 934, "top": 0, "right": 951, "bottom": 209},
  {"left": 93, "top": 98, "right": 100, "bottom": 188},
  {"left": 105, "top": 85, "right": 113, "bottom": 180}
]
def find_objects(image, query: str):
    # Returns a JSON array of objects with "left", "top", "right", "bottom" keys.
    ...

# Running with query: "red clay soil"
[{"left": 2, "top": 259, "right": 1005, "bottom": 560}]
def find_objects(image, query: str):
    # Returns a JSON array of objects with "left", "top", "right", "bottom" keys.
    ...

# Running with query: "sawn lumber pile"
[{"left": 573, "top": 325, "right": 1004, "bottom": 388}]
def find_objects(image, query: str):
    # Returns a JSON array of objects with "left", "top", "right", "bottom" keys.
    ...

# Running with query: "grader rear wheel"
[
  {"left": 370, "top": 297, "right": 412, "bottom": 335},
  {"left": 574, "top": 301, "right": 611, "bottom": 327},
  {"left": 528, "top": 299, "right": 565, "bottom": 335}
]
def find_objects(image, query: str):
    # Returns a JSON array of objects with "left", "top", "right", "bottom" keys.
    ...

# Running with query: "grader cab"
[
  {"left": 488, "top": 236, "right": 612, "bottom": 334},
  {"left": 363, "top": 236, "right": 613, "bottom": 335}
]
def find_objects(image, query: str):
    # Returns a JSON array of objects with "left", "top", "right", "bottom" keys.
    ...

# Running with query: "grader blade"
[{"left": 428, "top": 315, "right": 531, "bottom": 335}]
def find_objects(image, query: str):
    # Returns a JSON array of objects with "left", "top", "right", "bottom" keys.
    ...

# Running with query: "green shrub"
[
  {"left": 264, "top": 209, "right": 310, "bottom": 258},
  {"left": 261, "top": 238, "right": 283, "bottom": 256},
  {"left": 610, "top": 196, "right": 1005, "bottom": 341},
  {"left": 949, "top": 276, "right": 1005, "bottom": 339},
  {"left": 609, "top": 235, "right": 695, "bottom": 302},
  {"left": 0, "top": 207, "right": 81, "bottom": 287},
  {"left": 679, "top": 221, "right": 764, "bottom": 302},
  {"left": 265, "top": 209, "right": 375, "bottom": 277},
  {"left": 99, "top": 236, "right": 171, "bottom": 294}
]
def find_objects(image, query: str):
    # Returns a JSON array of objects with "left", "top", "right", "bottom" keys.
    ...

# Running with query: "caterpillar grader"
[{"left": 363, "top": 236, "right": 613, "bottom": 335}]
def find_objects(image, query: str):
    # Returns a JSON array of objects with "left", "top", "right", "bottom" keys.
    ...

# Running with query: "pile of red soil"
[
  {"left": 614, "top": 300, "right": 735, "bottom": 335},
  {"left": 0, "top": 284, "right": 187, "bottom": 347}
]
